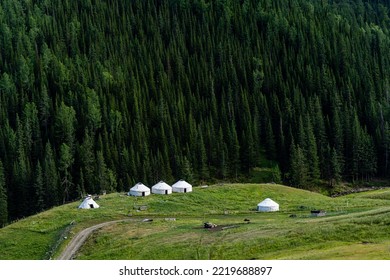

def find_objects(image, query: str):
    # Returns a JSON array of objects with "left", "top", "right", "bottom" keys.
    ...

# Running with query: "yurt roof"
[
  {"left": 152, "top": 181, "right": 172, "bottom": 190},
  {"left": 258, "top": 198, "right": 279, "bottom": 206},
  {"left": 172, "top": 179, "right": 192, "bottom": 189},
  {"left": 130, "top": 182, "right": 150, "bottom": 191}
]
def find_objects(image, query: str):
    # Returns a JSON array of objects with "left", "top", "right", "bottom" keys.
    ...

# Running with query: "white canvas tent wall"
[
  {"left": 78, "top": 195, "right": 100, "bottom": 209},
  {"left": 172, "top": 180, "right": 192, "bottom": 193},
  {"left": 151, "top": 181, "right": 172, "bottom": 195},
  {"left": 128, "top": 182, "right": 150, "bottom": 197},
  {"left": 257, "top": 198, "right": 279, "bottom": 212}
]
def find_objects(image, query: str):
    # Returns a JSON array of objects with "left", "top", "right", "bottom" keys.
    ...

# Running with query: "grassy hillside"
[{"left": 0, "top": 184, "right": 390, "bottom": 259}]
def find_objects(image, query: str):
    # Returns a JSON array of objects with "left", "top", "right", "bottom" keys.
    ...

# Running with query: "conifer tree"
[
  {"left": 384, "top": 122, "right": 390, "bottom": 175},
  {"left": 330, "top": 147, "right": 342, "bottom": 187},
  {"left": 79, "top": 130, "right": 96, "bottom": 193},
  {"left": 77, "top": 168, "right": 86, "bottom": 198},
  {"left": 289, "top": 143, "right": 309, "bottom": 188},
  {"left": 0, "top": 160, "right": 7, "bottom": 227},
  {"left": 228, "top": 122, "right": 240, "bottom": 179},
  {"left": 265, "top": 120, "right": 276, "bottom": 160},
  {"left": 13, "top": 116, "right": 32, "bottom": 217},
  {"left": 59, "top": 143, "right": 74, "bottom": 204},
  {"left": 55, "top": 101, "right": 77, "bottom": 151},
  {"left": 197, "top": 129, "right": 209, "bottom": 182},
  {"left": 180, "top": 156, "right": 194, "bottom": 183},
  {"left": 43, "top": 142, "right": 60, "bottom": 207},
  {"left": 306, "top": 117, "right": 320, "bottom": 181},
  {"left": 39, "top": 85, "right": 51, "bottom": 135},
  {"left": 85, "top": 88, "right": 102, "bottom": 133},
  {"left": 34, "top": 161, "right": 45, "bottom": 212}
]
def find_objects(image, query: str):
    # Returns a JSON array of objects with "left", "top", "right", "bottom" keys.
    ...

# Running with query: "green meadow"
[{"left": 1, "top": 184, "right": 390, "bottom": 259}]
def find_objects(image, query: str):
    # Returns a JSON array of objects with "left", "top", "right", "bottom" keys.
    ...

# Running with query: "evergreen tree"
[
  {"left": 289, "top": 143, "right": 309, "bottom": 188},
  {"left": 180, "top": 156, "right": 194, "bottom": 183},
  {"left": 384, "top": 122, "right": 390, "bottom": 176},
  {"left": 0, "top": 160, "right": 8, "bottom": 227},
  {"left": 34, "top": 161, "right": 45, "bottom": 212},
  {"left": 329, "top": 147, "right": 342, "bottom": 187},
  {"left": 96, "top": 150, "right": 109, "bottom": 194},
  {"left": 43, "top": 142, "right": 60, "bottom": 207},
  {"left": 39, "top": 85, "right": 51, "bottom": 136},
  {"left": 59, "top": 143, "right": 74, "bottom": 204},
  {"left": 77, "top": 168, "right": 86, "bottom": 198},
  {"left": 55, "top": 101, "right": 77, "bottom": 151},
  {"left": 305, "top": 117, "right": 320, "bottom": 182},
  {"left": 197, "top": 129, "right": 209, "bottom": 182},
  {"left": 228, "top": 122, "right": 240, "bottom": 179},
  {"left": 85, "top": 88, "right": 102, "bottom": 133},
  {"left": 271, "top": 164, "right": 282, "bottom": 184},
  {"left": 265, "top": 118, "right": 277, "bottom": 160},
  {"left": 13, "top": 116, "right": 32, "bottom": 217},
  {"left": 79, "top": 130, "right": 96, "bottom": 194}
]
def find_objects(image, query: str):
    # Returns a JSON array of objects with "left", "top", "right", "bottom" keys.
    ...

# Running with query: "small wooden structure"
[
  {"left": 311, "top": 210, "right": 326, "bottom": 217},
  {"left": 204, "top": 222, "right": 217, "bottom": 228}
]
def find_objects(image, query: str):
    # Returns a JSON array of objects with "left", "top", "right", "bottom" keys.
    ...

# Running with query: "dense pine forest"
[{"left": 0, "top": 0, "right": 389, "bottom": 225}]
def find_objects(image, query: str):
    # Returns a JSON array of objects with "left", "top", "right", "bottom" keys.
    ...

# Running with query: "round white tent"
[
  {"left": 128, "top": 182, "right": 150, "bottom": 197},
  {"left": 151, "top": 181, "right": 172, "bottom": 195},
  {"left": 257, "top": 198, "right": 279, "bottom": 212},
  {"left": 172, "top": 179, "right": 192, "bottom": 193},
  {"left": 78, "top": 195, "right": 100, "bottom": 209}
]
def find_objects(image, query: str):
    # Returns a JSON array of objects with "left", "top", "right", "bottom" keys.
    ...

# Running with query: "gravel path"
[{"left": 56, "top": 219, "right": 137, "bottom": 260}]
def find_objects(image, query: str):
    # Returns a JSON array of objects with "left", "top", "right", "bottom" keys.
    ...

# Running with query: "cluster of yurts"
[
  {"left": 128, "top": 180, "right": 280, "bottom": 213},
  {"left": 79, "top": 180, "right": 280, "bottom": 212},
  {"left": 78, "top": 179, "right": 192, "bottom": 209},
  {"left": 128, "top": 180, "right": 192, "bottom": 197}
]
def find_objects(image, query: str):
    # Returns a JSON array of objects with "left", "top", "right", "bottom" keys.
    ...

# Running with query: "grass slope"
[{"left": 1, "top": 184, "right": 390, "bottom": 259}]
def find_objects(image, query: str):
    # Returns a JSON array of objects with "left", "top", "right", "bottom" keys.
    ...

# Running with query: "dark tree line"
[{"left": 0, "top": 0, "right": 390, "bottom": 225}]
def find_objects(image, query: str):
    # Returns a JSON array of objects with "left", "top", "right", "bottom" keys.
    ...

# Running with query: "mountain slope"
[{"left": 0, "top": 0, "right": 390, "bottom": 223}]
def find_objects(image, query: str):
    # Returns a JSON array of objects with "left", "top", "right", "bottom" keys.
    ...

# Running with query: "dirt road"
[{"left": 56, "top": 219, "right": 137, "bottom": 260}]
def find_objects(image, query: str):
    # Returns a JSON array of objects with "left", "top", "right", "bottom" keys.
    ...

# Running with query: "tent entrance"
[
  {"left": 142, "top": 192, "right": 145, "bottom": 196},
  {"left": 165, "top": 190, "right": 168, "bottom": 194},
  {"left": 184, "top": 188, "right": 187, "bottom": 193},
  {"left": 89, "top": 204, "right": 94, "bottom": 208}
]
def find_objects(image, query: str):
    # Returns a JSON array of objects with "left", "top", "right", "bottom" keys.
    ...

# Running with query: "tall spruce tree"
[
  {"left": 59, "top": 143, "right": 74, "bottom": 204},
  {"left": 0, "top": 160, "right": 8, "bottom": 227},
  {"left": 329, "top": 147, "right": 342, "bottom": 187},
  {"left": 43, "top": 142, "right": 60, "bottom": 207},
  {"left": 305, "top": 117, "right": 320, "bottom": 182},
  {"left": 34, "top": 161, "right": 45, "bottom": 212},
  {"left": 289, "top": 143, "right": 309, "bottom": 188}
]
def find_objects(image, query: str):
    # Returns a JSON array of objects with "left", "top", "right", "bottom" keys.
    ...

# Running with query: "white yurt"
[
  {"left": 128, "top": 182, "right": 150, "bottom": 197},
  {"left": 257, "top": 198, "right": 279, "bottom": 212},
  {"left": 78, "top": 195, "right": 100, "bottom": 209},
  {"left": 172, "top": 179, "right": 192, "bottom": 193},
  {"left": 151, "top": 181, "right": 172, "bottom": 195}
]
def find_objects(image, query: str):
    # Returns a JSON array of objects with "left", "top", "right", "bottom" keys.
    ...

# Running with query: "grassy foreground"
[{"left": 1, "top": 184, "right": 390, "bottom": 259}]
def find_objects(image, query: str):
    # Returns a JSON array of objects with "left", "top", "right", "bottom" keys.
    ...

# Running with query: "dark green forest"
[{"left": 0, "top": 0, "right": 390, "bottom": 225}]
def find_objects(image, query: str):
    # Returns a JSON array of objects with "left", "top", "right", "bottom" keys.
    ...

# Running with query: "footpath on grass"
[{"left": 56, "top": 219, "right": 138, "bottom": 260}]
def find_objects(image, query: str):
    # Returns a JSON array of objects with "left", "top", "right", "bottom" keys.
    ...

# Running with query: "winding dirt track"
[{"left": 56, "top": 219, "right": 137, "bottom": 260}]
